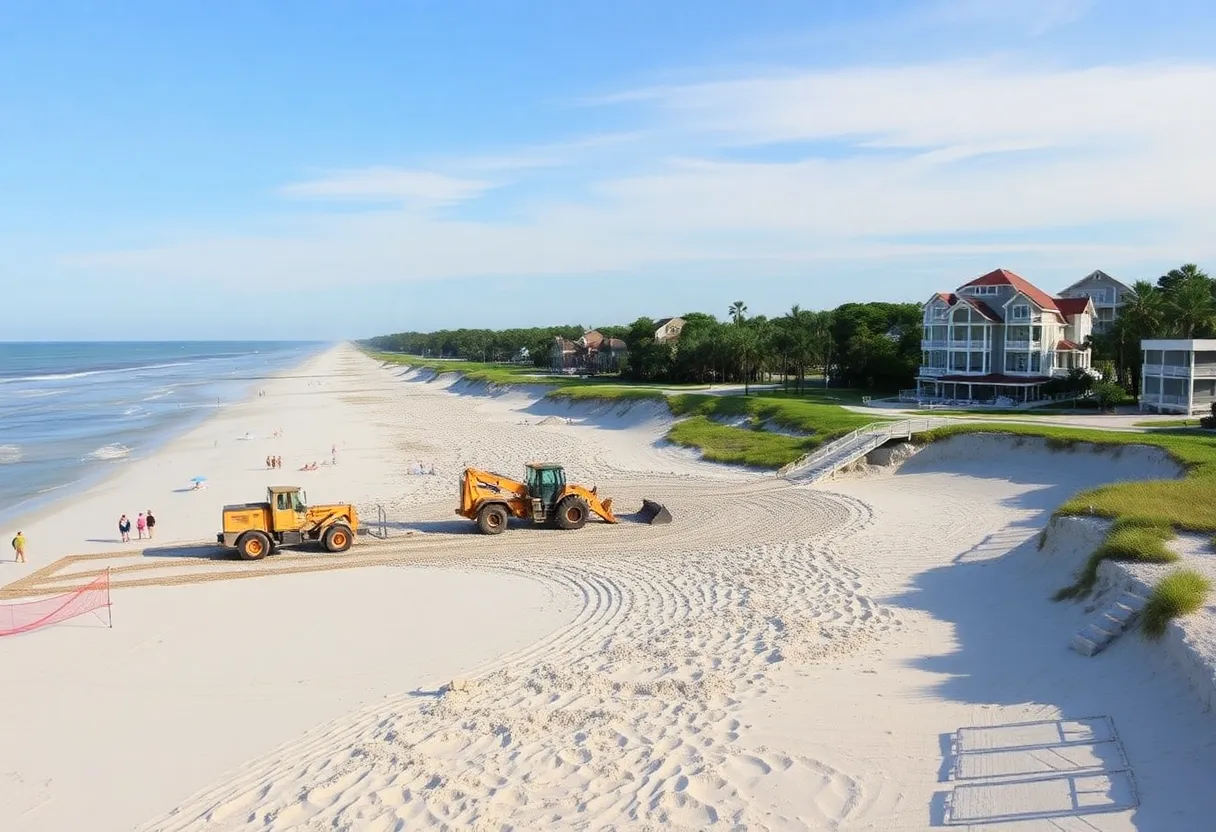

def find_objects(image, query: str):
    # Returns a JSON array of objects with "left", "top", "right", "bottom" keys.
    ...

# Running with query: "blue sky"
[{"left": 2, "top": 0, "right": 1215, "bottom": 340}]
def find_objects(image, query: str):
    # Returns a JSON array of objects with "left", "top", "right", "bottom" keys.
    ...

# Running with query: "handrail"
[{"left": 777, "top": 417, "right": 953, "bottom": 477}]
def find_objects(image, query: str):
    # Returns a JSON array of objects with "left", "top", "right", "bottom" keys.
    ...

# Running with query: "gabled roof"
[
  {"left": 654, "top": 317, "right": 680, "bottom": 328},
  {"left": 1058, "top": 269, "right": 1132, "bottom": 295},
  {"left": 1055, "top": 297, "right": 1092, "bottom": 316},
  {"left": 933, "top": 292, "right": 957, "bottom": 305},
  {"left": 962, "top": 297, "right": 1002, "bottom": 322},
  {"left": 1057, "top": 339, "right": 1086, "bottom": 351},
  {"left": 604, "top": 337, "right": 627, "bottom": 349},
  {"left": 962, "top": 269, "right": 1060, "bottom": 313}
]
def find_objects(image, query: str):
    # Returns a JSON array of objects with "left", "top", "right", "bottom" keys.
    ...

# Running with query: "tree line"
[{"left": 362, "top": 300, "right": 924, "bottom": 392}]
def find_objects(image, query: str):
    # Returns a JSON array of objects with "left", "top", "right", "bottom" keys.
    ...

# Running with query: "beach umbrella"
[{"left": 190, "top": 476, "right": 207, "bottom": 483}]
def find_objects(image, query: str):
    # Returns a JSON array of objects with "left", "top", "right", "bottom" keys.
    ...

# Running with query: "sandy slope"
[{"left": 6, "top": 346, "right": 1216, "bottom": 831}]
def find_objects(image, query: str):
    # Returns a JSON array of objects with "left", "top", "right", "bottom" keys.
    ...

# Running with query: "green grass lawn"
[{"left": 1133, "top": 418, "right": 1202, "bottom": 428}]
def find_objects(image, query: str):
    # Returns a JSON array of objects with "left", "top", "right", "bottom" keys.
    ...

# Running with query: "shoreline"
[
  {"left": 0, "top": 342, "right": 332, "bottom": 533},
  {"left": 0, "top": 343, "right": 351, "bottom": 573}
]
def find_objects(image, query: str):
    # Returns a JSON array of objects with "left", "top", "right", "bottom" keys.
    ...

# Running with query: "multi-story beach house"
[
  {"left": 917, "top": 269, "right": 1095, "bottom": 404},
  {"left": 550, "top": 330, "right": 628, "bottom": 374},
  {"left": 1056, "top": 270, "right": 1132, "bottom": 335},
  {"left": 1139, "top": 339, "right": 1216, "bottom": 415}
]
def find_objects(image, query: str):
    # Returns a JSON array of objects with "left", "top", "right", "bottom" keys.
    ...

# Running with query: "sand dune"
[{"left": 5, "top": 345, "right": 1216, "bottom": 831}]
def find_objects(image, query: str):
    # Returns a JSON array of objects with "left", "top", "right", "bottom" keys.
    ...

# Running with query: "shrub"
[
  {"left": 1199, "top": 402, "right": 1216, "bottom": 430},
  {"left": 1141, "top": 569, "right": 1212, "bottom": 640},
  {"left": 1055, "top": 521, "right": 1177, "bottom": 600},
  {"left": 1091, "top": 380, "right": 1128, "bottom": 411}
]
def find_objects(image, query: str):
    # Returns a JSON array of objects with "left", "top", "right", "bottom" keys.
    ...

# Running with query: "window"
[
  {"left": 933, "top": 305, "right": 947, "bottom": 319},
  {"left": 1011, "top": 304, "right": 1030, "bottom": 320}
]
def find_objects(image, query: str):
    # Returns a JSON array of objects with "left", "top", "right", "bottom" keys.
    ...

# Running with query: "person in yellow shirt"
[{"left": 11, "top": 531, "right": 26, "bottom": 563}]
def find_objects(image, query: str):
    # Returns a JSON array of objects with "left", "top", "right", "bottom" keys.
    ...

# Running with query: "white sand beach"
[{"left": 4, "top": 344, "right": 1216, "bottom": 831}]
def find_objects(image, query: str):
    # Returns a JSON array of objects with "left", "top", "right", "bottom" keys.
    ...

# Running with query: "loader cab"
[
  {"left": 269, "top": 486, "right": 307, "bottom": 532},
  {"left": 524, "top": 463, "right": 565, "bottom": 509}
]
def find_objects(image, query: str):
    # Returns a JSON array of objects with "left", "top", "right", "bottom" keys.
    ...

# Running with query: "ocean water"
[{"left": 0, "top": 341, "right": 326, "bottom": 527}]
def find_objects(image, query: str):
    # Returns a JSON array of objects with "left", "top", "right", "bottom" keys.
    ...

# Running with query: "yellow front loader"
[
  {"left": 456, "top": 463, "right": 625, "bottom": 535},
  {"left": 217, "top": 485, "right": 358, "bottom": 559}
]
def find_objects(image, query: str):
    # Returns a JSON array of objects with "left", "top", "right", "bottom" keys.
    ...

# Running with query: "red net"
[{"left": 0, "top": 571, "right": 111, "bottom": 637}]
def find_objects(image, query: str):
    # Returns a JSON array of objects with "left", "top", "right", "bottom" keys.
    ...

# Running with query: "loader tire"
[
  {"left": 555, "top": 496, "right": 589, "bottom": 530},
  {"left": 237, "top": 531, "right": 271, "bottom": 561},
  {"left": 477, "top": 504, "right": 509, "bottom": 535},
  {"left": 323, "top": 524, "right": 353, "bottom": 553}
]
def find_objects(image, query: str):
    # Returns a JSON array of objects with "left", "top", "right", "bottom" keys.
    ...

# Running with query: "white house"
[
  {"left": 917, "top": 269, "right": 1095, "bottom": 404},
  {"left": 1057, "top": 270, "right": 1133, "bottom": 334},
  {"left": 1139, "top": 339, "right": 1216, "bottom": 415}
]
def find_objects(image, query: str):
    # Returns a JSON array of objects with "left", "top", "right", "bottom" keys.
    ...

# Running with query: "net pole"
[{"left": 106, "top": 567, "right": 113, "bottom": 629}]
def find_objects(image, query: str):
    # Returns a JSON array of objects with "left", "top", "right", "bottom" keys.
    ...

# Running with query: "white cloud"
[
  {"left": 279, "top": 167, "right": 496, "bottom": 205},
  {"left": 63, "top": 58, "right": 1216, "bottom": 289}
]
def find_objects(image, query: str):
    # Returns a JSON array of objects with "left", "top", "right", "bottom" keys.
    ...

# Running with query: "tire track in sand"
[{"left": 140, "top": 485, "right": 893, "bottom": 831}]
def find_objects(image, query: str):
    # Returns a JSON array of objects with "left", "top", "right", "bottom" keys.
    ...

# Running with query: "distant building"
[
  {"left": 1057, "top": 270, "right": 1132, "bottom": 335},
  {"left": 917, "top": 269, "right": 1095, "bottom": 404},
  {"left": 1139, "top": 339, "right": 1216, "bottom": 415},
  {"left": 550, "top": 331, "right": 628, "bottom": 374},
  {"left": 654, "top": 317, "right": 685, "bottom": 344}
]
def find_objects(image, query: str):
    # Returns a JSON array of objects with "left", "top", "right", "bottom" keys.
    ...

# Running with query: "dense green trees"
[{"left": 1092, "top": 264, "right": 1214, "bottom": 393}]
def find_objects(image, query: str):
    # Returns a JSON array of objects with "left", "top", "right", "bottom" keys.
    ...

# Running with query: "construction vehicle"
[
  {"left": 456, "top": 463, "right": 671, "bottom": 534},
  {"left": 217, "top": 486, "right": 359, "bottom": 560}
]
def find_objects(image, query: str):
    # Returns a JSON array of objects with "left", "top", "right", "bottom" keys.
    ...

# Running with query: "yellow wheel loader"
[
  {"left": 217, "top": 486, "right": 359, "bottom": 560},
  {"left": 456, "top": 463, "right": 670, "bottom": 535}
]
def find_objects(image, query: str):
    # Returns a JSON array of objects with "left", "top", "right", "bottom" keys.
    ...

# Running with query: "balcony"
[
  {"left": 947, "top": 340, "right": 988, "bottom": 350},
  {"left": 921, "top": 339, "right": 947, "bottom": 349},
  {"left": 1004, "top": 340, "right": 1042, "bottom": 350},
  {"left": 1142, "top": 364, "right": 1191, "bottom": 378},
  {"left": 918, "top": 366, "right": 949, "bottom": 377}
]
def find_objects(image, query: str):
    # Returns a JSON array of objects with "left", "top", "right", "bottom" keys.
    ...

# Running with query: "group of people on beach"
[
  {"left": 118, "top": 511, "right": 155, "bottom": 543},
  {"left": 265, "top": 455, "right": 283, "bottom": 469}
]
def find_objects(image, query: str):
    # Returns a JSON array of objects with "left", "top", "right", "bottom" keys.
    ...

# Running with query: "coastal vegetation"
[{"left": 1141, "top": 569, "right": 1212, "bottom": 640}]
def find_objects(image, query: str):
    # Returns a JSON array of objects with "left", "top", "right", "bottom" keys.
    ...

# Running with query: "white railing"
[
  {"left": 777, "top": 418, "right": 954, "bottom": 478},
  {"left": 921, "top": 339, "right": 948, "bottom": 349},
  {"left": 1159, "top": 395, "right": 1187, "bottom": 405},
  {"left": 919, "top": 366, "right": 949, "bottom": 377},
  {"left": 1005, "top": 340, "right": 1040, "bottom": 350},
  {"left": 1143, "top": 364, "right": 1191, "bottom": 378},
  {"left": 948, "top": 340, "right": 987, "bottom": 350}
]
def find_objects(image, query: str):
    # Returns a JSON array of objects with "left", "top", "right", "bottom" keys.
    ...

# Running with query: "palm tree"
[
  {"left": 1157, "top": 263, "right": 1210, "bottom": 295},
  {"left": 1166, "top": 276, "right": 1216, "bottom": 338},
  {"left": 729, "top": 301, "right": 748, "bottom": 324}
]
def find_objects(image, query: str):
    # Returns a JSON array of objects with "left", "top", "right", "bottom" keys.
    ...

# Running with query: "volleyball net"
[{"left": 0, "top": 570, "right": 111, "bottom": 637}]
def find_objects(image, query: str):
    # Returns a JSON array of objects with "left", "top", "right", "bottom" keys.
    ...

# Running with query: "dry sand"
[{"left": 4, "top": 345, "right": 1216, "bottom": 831}]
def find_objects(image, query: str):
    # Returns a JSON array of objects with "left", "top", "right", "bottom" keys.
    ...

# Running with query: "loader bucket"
[{"left": 639, "top": 499, "right": 672, "bottom": 525}]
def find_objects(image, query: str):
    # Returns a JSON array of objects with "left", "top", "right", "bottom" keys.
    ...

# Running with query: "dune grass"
[
  {"left": 668, "top": 394, "right": 883, "bottom": 437},
  {"left": 546, "top": 386, "right": 668, "bottom": 403},
  {"left": 1141, "top": 569, "right": 1212, "bottom": 640},
  {"left": 666, "top": 416, "right": 817, "bottom": 468},
  {"left": 1053, "top": 519, "right": 1179, "bottom": 600}
]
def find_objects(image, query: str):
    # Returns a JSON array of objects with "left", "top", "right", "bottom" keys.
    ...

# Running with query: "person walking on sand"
[
  {"left": 276, "top": 455, "right": 282, "bottom": 469},
  {"left": 12, "top": 531, "right": 25, "bottom": 563},
  {"left": 119, "top": 514, "right": 131, "bottom": 542},
  {"left": 136, "top": 512, "right": 146, "bottom": 540},
  {"left": 146, "top": 510, "right": 156, "bottom": 539}
]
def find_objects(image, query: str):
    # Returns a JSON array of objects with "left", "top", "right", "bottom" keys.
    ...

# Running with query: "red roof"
[
  {"left": 1055, "top": 297, "right": 1091, "bottom": 316},
  {"left": 1056, "top": 339, "right": 1086, "bottom": 351},
  {"left": 935, "top": 292, "right": 957, "bottom": 304},
  {"left": 961, "top": 269, "right": 1060, "bottom": 313}
]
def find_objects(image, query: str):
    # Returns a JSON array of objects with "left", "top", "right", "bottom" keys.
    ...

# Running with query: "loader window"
[{"left": 277, "top": 493, "right": 290, "bottom": 510}]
